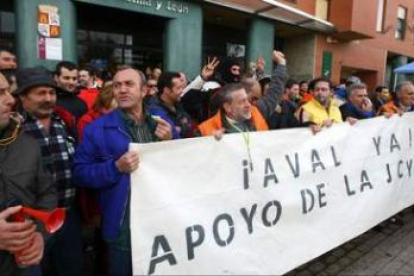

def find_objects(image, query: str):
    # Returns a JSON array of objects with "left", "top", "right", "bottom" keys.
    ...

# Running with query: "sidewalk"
[{"left": 286, "top": 208, "right": 414, "bottom": 275}]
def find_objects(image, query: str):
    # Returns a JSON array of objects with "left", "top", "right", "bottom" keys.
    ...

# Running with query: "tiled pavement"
[{"left": 286, "top": 208, "right": 414, "bottom": 276}]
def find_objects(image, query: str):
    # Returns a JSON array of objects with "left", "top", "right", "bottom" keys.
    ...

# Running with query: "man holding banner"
[
  {"left": 295, "top": 77, "right": 343, "bottom": 133},
  {"left": 73, "top": 67, "right": 172, "bottom": 276},
  {"left": 198, "top": 51, "right": 287, "bottom": 136}
]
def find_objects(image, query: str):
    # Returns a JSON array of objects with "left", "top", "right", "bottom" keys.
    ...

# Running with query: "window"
[
  {"left": 376, "top": 0, "right": 386, "bottom": 32},
  {"left": 395, "top": 6, "right": 407, "bottom": 40},
  {"left": 316, "top": 0, "right": 329, "bottom": 21},
  {"left": 0, "top": 1, "right": 15, "bottom": 51}
]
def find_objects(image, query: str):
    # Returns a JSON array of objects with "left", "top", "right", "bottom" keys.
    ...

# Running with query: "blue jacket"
[
  {"left": 72, "top": 109, "right": 156, "bottom": 240},
  {"left": 148, "top": 96, "right": 197, "bottom": 139}
]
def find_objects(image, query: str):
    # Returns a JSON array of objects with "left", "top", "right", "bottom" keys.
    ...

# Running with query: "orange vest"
[
  {"left": 198, "top": 106, "right": 268, "bottom": 136},
  {"left": 377, "top": 101, "right": 400, "bottom": 115}
]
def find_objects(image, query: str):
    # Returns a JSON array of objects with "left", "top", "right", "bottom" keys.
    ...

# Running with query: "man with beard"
[
  {"left": 295, "top": 77, "right": 343, "bottom": 133},
  {"left": 198, "top": 51, "right": 287, "bottom": 136},
  {"left": 16, "top": 67, "right": 82, "bottom": 276}
]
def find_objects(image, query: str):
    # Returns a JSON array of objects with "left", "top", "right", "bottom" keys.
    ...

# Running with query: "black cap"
[{"left": 15, "top": 66, "right": 58, "bottom": 95}]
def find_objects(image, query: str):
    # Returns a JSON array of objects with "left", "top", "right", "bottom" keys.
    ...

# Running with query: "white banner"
[{"left": 130, "top": 114, "right": 414, "bottom": 275}]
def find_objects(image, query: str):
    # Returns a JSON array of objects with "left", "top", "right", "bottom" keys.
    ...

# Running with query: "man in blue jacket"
[
  {"left": 148, "top": 71, "right": 197, "bottom": 139},
  {"left": 340, "top": 82, "right": 375, "bottom": 121},
  {"left": 73, "top": 67, "right": 172, "bottom": 276}
]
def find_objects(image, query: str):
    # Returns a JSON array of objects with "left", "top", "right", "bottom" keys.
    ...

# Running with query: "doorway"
[{"left": 76, "top": 2, "right": 165, "bottom": 76}]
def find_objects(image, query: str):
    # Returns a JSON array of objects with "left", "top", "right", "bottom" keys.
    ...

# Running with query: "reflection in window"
[
  {"left": 395, "top": 6, "right": 406, "bottom": 40},
  {"left": 0, "top": 8, "right": 15, "bottom": 50},
  {"left": 0, "top": 11, "right": 14, "bottom": 33}
]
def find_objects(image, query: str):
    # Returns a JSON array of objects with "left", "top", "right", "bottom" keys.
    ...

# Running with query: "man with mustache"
[{"left": 16, "top": 67, "right": 82, "bottom": 276}]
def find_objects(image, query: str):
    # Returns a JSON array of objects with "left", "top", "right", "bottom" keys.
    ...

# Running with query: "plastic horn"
[{"left": 12, "top": 207, "right": 66, "bottom": 233}]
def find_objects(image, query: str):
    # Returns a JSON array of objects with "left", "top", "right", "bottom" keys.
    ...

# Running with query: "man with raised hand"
[{"left": 198, "top": 50, "right": 287, "bottom": 136}]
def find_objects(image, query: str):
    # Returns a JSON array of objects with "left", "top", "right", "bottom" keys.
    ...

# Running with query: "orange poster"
[
  {"left": 38, "top": 12, "right": 49, "bottom": 24},
  {"left": 50, "top": 26, "right": 60, "bottom": 37}
]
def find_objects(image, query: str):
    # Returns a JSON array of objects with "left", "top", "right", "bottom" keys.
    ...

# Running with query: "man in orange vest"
[
  {"left": 198, "top": 51, "right": 287, "bottom": 137},
  {"left": 377, "top": 81, "right": 414, "bottom": 116}
]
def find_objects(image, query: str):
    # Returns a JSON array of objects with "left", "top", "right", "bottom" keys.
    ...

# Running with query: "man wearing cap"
[
  {"left": 16, "top": 67, "right": 82, "bottom": 276},
  {"left": 0, "top": 71, "right": 56, "bottom": 275}
]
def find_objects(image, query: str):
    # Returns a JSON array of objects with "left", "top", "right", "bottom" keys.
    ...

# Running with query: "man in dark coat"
[{"left": 0, "top": 72, "right": 56, "bottom": 276}]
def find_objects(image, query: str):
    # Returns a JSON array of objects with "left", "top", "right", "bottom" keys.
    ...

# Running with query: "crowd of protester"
[{"left": 0, "top": 45, "right": 413, "bottom": 276}]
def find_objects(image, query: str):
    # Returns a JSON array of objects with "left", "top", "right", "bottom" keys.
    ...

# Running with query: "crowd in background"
[{"left": 0, "top": 46, "right": 413, "bottom": 276}]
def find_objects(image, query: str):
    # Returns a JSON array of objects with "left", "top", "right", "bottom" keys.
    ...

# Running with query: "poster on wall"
[
  {"left": 38, "top": 4, "right": 62, "bottom": 60},
  {"left": 38, "top": 37, "right": 63, "bottom": 61}
]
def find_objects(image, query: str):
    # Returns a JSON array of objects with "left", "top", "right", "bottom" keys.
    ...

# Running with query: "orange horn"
[{"left": 19, "top": 207, "right": 66, "bottom": 233}]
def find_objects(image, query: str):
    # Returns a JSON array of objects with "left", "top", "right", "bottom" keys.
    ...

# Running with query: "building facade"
[
  {"left": 1, "top": 0, "right": 413, "bottom": 88},
  {"left": 314, "top": 0, "right": 414, "bottom": 90}
]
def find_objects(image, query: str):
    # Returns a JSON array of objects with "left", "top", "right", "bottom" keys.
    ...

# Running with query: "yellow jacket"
[{"left": 301, "top": 98, "right": 343, "bottom": 126}]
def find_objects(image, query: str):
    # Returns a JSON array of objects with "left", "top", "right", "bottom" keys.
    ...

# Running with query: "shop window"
[
  {"left": 395, "top": 6, "right": 407, "bottom": 40},
  {"left": 0, "top": 0, "right": 15, "bottom": 50},
  {"left": 0, "top": 11, "right": 14, "bottom": 33},
  {"left": 76, "top": 2, "right": 164, "bottom": 73}
]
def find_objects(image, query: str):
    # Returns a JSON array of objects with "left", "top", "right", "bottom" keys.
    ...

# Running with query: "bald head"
[
  {"left": 113, "top": 68, "right": 147, "bottom": 111},
  {"left": 395, "top": 81, "right": 414, "bottom": 107}
]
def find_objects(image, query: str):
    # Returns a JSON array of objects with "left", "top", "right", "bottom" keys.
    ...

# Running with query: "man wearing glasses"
[{"left": 296, "top": 77, "right": 343, "bottom": 134}]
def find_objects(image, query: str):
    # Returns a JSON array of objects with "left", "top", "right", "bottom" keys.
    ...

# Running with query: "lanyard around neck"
[{"left": 228, "top": 121, "right": 253, "bottom": 171}]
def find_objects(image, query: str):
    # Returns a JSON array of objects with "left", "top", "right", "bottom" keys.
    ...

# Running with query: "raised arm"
[{"left": 256, "top": 51, "right": 287, "bottom": 121}]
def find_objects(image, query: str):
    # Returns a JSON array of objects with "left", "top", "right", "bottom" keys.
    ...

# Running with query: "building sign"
[
  {"left": 125, "top": 0, "right": 190, "bottom": 14},
  {"left": 38, "top": 5, "right": 62, "bottom": 61},
  {"left": 322, "top": 51, "right": 333, "bottom": 78}
]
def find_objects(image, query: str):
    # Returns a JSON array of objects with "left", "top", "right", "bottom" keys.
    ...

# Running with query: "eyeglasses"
[
  {"left": 314, "top": 87, "right": 331, "bottom": 92},
  {"left": 147, "top": 84, "right": 157, "bottom": 88}
]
